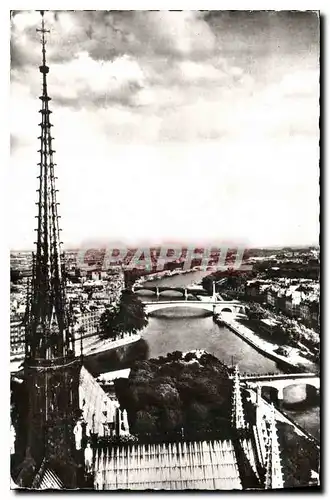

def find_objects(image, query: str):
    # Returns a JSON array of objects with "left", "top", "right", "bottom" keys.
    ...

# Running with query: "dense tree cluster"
[
  {"left": 201, "top": 257, "right": 319, "bottom": 294},
  {"left": 114, "top": 351, "right": 233, "bottom": 442},
  {"left": 277, "top": 421, "right": 319, "bottom": 488},
  {"left": 255, "top": 261, "right": 319, "bottom": 281},
  {"left": 201, "top": 271, "right": 247, "bottom": 295},
  {"left": 100, "top": 290, "right": 148, "bottom": 339}
]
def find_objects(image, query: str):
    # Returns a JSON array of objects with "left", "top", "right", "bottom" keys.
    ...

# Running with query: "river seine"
[
  {"left": 136, "top": 270, "right": 320, "bottom": 440},
  {"left": 142, "top": 313, "right": 282, "bottom": 375}
]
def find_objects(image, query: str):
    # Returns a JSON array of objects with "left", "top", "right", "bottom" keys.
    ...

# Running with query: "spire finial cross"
[
  {"left": 37, "top": 10, "right": 50, "bottom": 74},
  {"left": 36, "top": 10, "right": 50, "bottom": 35}
]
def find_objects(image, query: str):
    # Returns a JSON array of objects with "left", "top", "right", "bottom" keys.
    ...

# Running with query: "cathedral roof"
[
  {"left": 30, "top": 458, "right": 64, "bottom": 490},
  {"left": 35, "top": 467, "right": 64, "bottom": 490},
  {"left": 94, "top": 440, "right": 243, "bottom": 490},
  {"left": 79, "top": 365, "right": 119, "bottom": 435}
]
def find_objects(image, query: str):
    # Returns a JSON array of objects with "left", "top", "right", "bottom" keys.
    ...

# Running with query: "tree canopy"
[
  {"left": 100, "top": 290, "right": 148, "bottom": 339},
  {"left": 114, "top": 351, "right": 233, "bottom": 442},
  {"left": 277, "top": 421, "right": 319, "bottom": 488}
]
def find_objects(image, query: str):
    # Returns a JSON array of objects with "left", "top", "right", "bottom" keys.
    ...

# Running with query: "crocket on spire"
[
  {"left": 231, "top": 365, "right": 246, "bottom": 430},
  {"left": 264, "top": 404, "right": 284, "bottom": 490}
]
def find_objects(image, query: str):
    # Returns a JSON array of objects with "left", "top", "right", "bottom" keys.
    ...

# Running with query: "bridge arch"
[
  {"left": 282, "top": 382, "right": 320, "bottom": 406},
  {"left": 305, "top": 384, "right": 320, "bottom": 403},
  {"left": 158, "top": 288, "right": 185, "bottom": 297},
  {"left": 261, "top": 385, "right": 279, "bottom": 404},
  {"left": 146, "top": 301, "right": 214, "bottom": 315},
  {"left": 144, "top": 300, "right": 242, "bottom": 316},
  {"left": 246, "top": 375, "right": 320, "bottom": 407},
  {"left": 134, "top": 287, "right": 157, "bottom": 295},
  {"left": 220, "top": 307, "right": 235, "bottom": 313}
]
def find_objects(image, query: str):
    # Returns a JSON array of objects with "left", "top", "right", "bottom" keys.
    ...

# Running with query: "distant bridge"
[
  {"left": 239, "top": 372, "right": 320, "bottom": 401},
  {"left": 145, "top": 300, "right": 246, "bottom": 315},
  {"left": 134, "top": 285, "right": 206, "bottom": 298}
]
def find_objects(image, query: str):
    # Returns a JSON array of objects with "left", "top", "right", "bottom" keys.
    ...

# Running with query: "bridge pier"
[
  {"left": 156, "top": 287, "right": 160, "bottom": 298},
  {"left": 277, "top": 387, "right": 284, "bottom": 401},
  {"left": 184, "top": 289, "right": 188, "bottom": 300}
]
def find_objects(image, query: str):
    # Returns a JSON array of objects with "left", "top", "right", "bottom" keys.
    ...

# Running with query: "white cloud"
[
  {"left": 10, "top": 11, "right": 320, "bottom": 248},
  {"left": 11, "top": 10, "right": 40, "bottom": 32},
  {"left": 280, "top": 70, "right": 319, "bottom": 97}
]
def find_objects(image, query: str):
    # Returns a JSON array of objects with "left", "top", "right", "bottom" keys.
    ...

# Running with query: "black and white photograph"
[{"left": 9, "top": 9, "right": 320, "bottom": 491}]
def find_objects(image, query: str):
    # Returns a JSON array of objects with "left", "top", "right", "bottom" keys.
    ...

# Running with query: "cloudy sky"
[{"left": 10, "top": 10, "right": 319, "bottom": 249}]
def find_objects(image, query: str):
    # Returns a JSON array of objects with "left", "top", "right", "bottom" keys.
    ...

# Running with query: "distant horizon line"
[{"left": 10, "top": 242, "right": 320, "bottom": 252}]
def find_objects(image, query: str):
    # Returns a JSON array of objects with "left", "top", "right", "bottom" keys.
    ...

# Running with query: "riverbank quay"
[
  {"left": 214, "top": 314, "right": 316, "bottom": 373},
  {"left": 10, "top": 333, "right": 141, "bottom": 374},
  {"left": 220, "top": 295, "right": 319, "bottom": 362},
  {"left": 78, "top": 333, "right": 141, "bottom": 356},
  {"left": 9, "top": 330, "right": 105, "bottom": 368}
]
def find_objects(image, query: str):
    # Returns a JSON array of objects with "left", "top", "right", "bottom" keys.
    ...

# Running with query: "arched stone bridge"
[
  {"left": 144, "top": 300, "right": 246, "bottom": 315},
  {"left": 134, "top": 285, "right": 204, "bottom": 298},
  {"left": 240, "top": 372, "right": 320, "bottom": 401}
]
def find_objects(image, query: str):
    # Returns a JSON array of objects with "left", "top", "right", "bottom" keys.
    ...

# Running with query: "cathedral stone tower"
[{"left": 17, "top": 12, "right": 83, "bottom": 489}]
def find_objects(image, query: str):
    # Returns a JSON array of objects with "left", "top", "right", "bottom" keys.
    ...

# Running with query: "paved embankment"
[{"left": 214, "top": 314, "right": 315, "bottom": 373}]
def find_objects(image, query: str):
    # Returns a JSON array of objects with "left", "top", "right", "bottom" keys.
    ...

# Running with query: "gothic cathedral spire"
[
  {"left": 25, "top": 10, "right": 74, "bottom": 362},
  {"left": 17, "top": 13, "right": 82, "bottom": 489}
]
